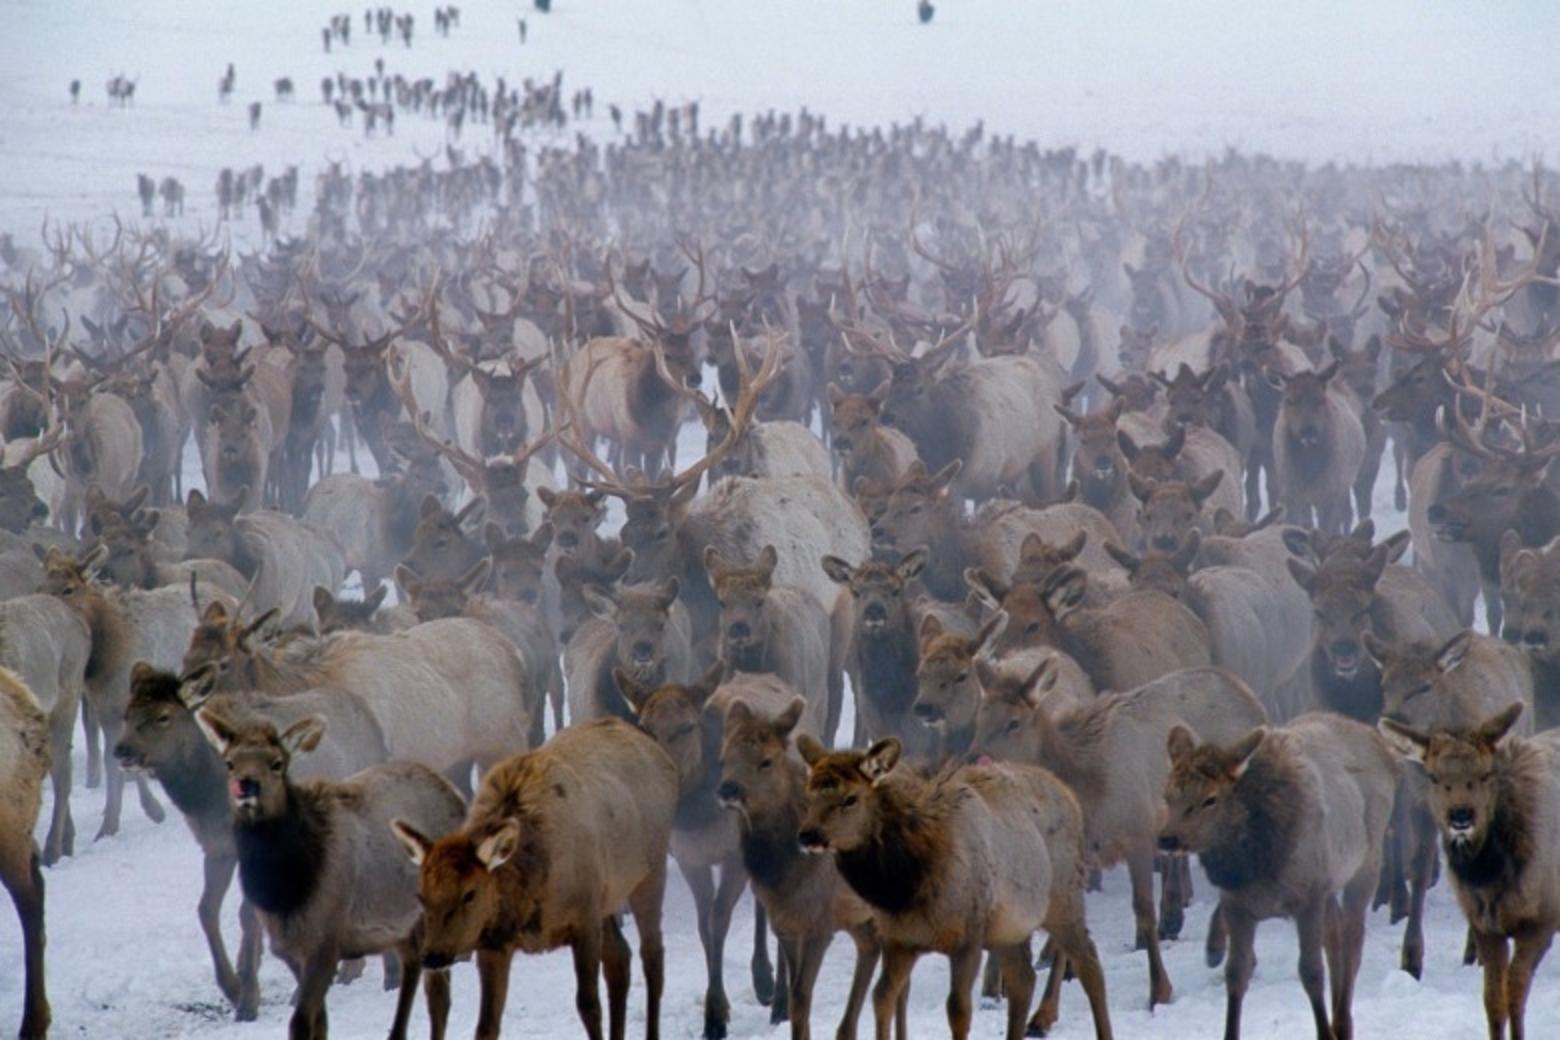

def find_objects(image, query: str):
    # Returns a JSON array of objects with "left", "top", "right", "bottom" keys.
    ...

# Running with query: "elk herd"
[{"left": 3, "top": 95, "right": 1560, "bottom": 1040}]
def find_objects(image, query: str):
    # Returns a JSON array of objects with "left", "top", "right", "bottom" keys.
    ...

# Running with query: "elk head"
[
  {"left": 821, "top": 547, "right": 927, "bottom": 638},
  {"left": 1129, "top": 469, "right": 1223, "bottom": 555}
]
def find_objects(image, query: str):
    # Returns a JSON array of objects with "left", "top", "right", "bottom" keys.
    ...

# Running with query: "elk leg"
[
  {"left": 134, "top": 764, "right": 167, "bottom": 823},
  {"left": 424, "top": 965, "right": 451, "bottom": 1040},
  {"left": 1129, "top": 844, "right": 1173, "bottom": 1007},
  {"left": 996, "top": 943, "right": 1037, "bottom": 1040},
  {"left": 1045, "top": 884, "right": 1113, "bottom": 1040},
  {"left": 753, "top": 895, "right": 776, "bottom": 1007},
  {"left": 475, "top": 948, "right": 515, "bottom": 1040},
  {"left": 382, "top": 949, "right": 401, "bottom": 990},
  {"left": 43, "top": 706, "right": 75, "bottom": 864},
  {"left": 1158, "top": 853, "right": 1186, "bottom": 941},
  {"left": 290, "top": 940, "right": 339, "bottom": 1040},
  {"left": 789, "top": 934, "right": 830, "bottom": 1040},
  {"left": 570, "top": 926, "right": 607, "bottom": 1040},
  {"left": 198, "top": 851, "right": 243, "bottom": 1008},
  {"left": 81, "top": 694, "right": 102, "bottom": 789},
  {"left": 96, "top": 725, "right": 126, "bottom": 840},
  {"left": 704, "top": 861, "right": 748, "bottom": 1036},
  {"left": 838, "top": 926, "right": 880, "bottom": 1040},
  {"left": 1475, "top": 932, "right": 1509, "bottom": 1040},
  {"left": 1333, "top": 873, "right": 1373, "bottom": 1040},
  {"left": 872, "top": 944, "right": 917, "bottom": 1040},
  {"left": 236, "top": 898, "right": 262, "bottom": 1020},
  {"left": 771, "top": 931, "right": 790, "bottom": 1025},
  {"left": 1031, "top": 942, "right": 1064, "bottom": 1036},
  {"left": 980, "top": 950, "right": 1003, "bottom": 1001},
  {"left": 387, "top": 937, "right": 423, "bottom": 1040},
  {"left": 1392, "top": 438, "right": 1407, "bottom": 512},
  {"left": 601, "top": 914, "right": 633, "bottom": 1040},
  {"left": 628, "top": 857, "right": 667, "bottom": 1040},
  {"left": 1401, "top": 806, "right": 1436, "bottom": 979},
  {"left": 1506, "top": 925, "right": 1555, "bottom": 1040},
  {"left": 1221, "top": 902, "right": 1257, "bottom": 1040},
  {"left": 2, "top": 839, "right": 49, "bottom": 1040},
  {"left": 945, "top": 941, "right": 983, "bottom": 1040},
  {"left": 1205, "top": 902, "right": 1228, "bottom": 968}
]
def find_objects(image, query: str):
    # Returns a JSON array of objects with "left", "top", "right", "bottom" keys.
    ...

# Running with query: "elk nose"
[
  {"left": 1426, "top": 504, "right": 1448, "bottom": 525},
  {"left": 1152, "top": 534, "right": 1178, "bottom": 552},
  {"left": 112, "top": 741, "right": 133, "bottom": 761},
  {"left": 1525, "top": 630, "right": 1549, "bottom": 649},
  {"left": 520, "top": 589, "right": 538, "bottom": 605},
  {"left": 686, "top": 372, "right": 703, "bottom": 389},
  {"left": 1448, "top": 807, "right": 1476, "bottom": 830},
  {"left": 235, "top": 777, "right": 260, "bottom": 799},
  {"left": 1157, "top": 835, "right": 1181, "bottom": 853},
  {"left": 912, "top": 701, "right": 943, "bottom": 722},
  {"left": 1329, "top": 639, "right": 1359, "bottom": 660},
  {"left": 863, "top": 603, "right": 887, "bottom": 623},
  {"left": 1502, "top": 626, "right": 1521, "bottom": 644},
  {"left": 630, "top": 641, "right": 654, "bottom": 663},
  {"left": 797, "top": 828, "right": 826, "bottom": 851},
  {"left": 716, "top": 781, "right": 743, "bottom": 803},
  {"left": 556, "top": 531, "right": 579, "bottom": 549}
]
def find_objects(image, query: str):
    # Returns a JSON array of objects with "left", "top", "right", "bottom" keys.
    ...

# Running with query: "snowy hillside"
[{"left": 2, "top": 1, "right": 1559, "bottom": 1038}]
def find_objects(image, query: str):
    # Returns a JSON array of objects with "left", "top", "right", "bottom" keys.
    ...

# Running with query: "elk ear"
[
  {"left": 1435, "top": 631, "right": 1474, "bottom": 674},
  {"left": 312, "top": 586, "right": 336, "bottom": 617},
  {"left": 1211, "top": 507, "right": 1237, "bottom": 534},
  {"left": 821, "top": 555, "right": 855, "bottom": 586},
  {"left": 917, "top": 612, "right": 945, "bottom": 648},
  {"left": 129, "top": 660, "right": 157, "bottom": 686},
  {"left": 1477, "top": 702, "right": 1525, "bottom": 747},
  {"left": 691, "top": 660, "right": 727, "bottom": 704},
  {"left": 365, "top": 584, "right": 388, "bottom": 611},
  {"left": 1499, "top": 529, "right": 1529, "bottom": 580},
  {"left": 1022, "top": 655, "right": 1058, "bottom": 705},
  {"left": 1174, "top": 530, "right": 1202, "bottom": 570},
  {"left": 194, "top": 707, "right": 239, "bottom": 754},
  {"left": 536, "top": 487, "right": 557, "bottom": 508},
  {"left": 1042, "top": 567, "right": 1088, "bottom": 618},
  {"left": 868, "top": 379, "right": 892, "bottom": 406},
  {"left": 724, "top": 698, "right": 755, "bottom": 730},
  {"left": 390, "top": 819, "right": 434, "bottom": 866},
  {"left": 1052, "top": 403, "right": 1083, "bottom": 427},
  {"left": 529, "top": 522, "right": 554, "bottom": 552},
  {"left": 929, "top": 460, "right": 962, "bottom": 492},
  {"left": 860, "top": 737, "right": 901, "bottom": 784},
  {"left": 1362, "top": 544, "right": 1388, "bottom": 588},
  {"left": 581, "top": 584, "right": 617, "bottom": 619},
  {"left": 653, "top": 577, "right": 680, "bottom": 611},
  {"left": 419, "top": 494, "right": 442, "bottom": 519},
  {"left": 1226, "top": 728, "right": 1267, "bottom": 778},
  {"left": 1362, "top": 630, "right": 1393, "bottom": 666},
  {"left": 202, "top": 599, "right": 231, "bottom": 623},
  {"left": 972, "top": 611, "right": 1006, "bottom": 654},
  {"left": 1264, "top": 368, "right": 1287, "bottom": 391},
  {"left": 796, "top": 733, "right": 827, "bottom": 767},
  {"left": 1190, "top": 470, "right": 1223, "bottom": 506},
  {"left": 1286, "top": 557, "right": 1316, "bottom": 593},
  {"left": 754, "top": 544, "right": 778, "bottom": 580},
  {"left": 825, "top": 383, "right": 845, "bottom": 408},
  {"left": 475, "top": 819, "right": 521, "bottom": 872},
  {"left": 897, "top": 546, "right": 928, "bottom": 581},
  {"left": 774, "top": 697, "right": 806, "bottom": 738},
  {"left": 1377, "top": 718, "right": 1430, "bottom": 763},
  {"left": 1117, "top": 430, "right": 1140, "bottom": 462},
  {"left": 1316, "top": 359, "right": 1340, "bottom": 383},
  {"left": 1166, "top": 725, "right": 1197, "bottom": 764},
  {"left": 973, "top": 655, "right": 1001, "bottom": 694},
  {"left": 613, "top": 668, "right": 653, "bottom": 714},
  {"left": 964, "top": 567, "right": 1008, "bottom": 608},
  {"left": 1103, "top": 542, "right": 1140, "bottom": 572},
  {"left": 703, "top": 545, "right": 728, "bottom": 577},
  {"left": 1058, "top": 530, "right": 1087, "bottom": 562},
  {"left": 460, "top": 558, "right": 492, "bottom": 594},
  {"left": 1281, "top": 527, "right": 1314, "bottom": 560},
  {"left": 1127, "top": 471, "right": 1155, "bottom": 502},
  {"left": 394, "top": 565, "right": 423, "bottom": 598},
  {"left": 280, "top": 716, "right": 326, "bottom": 756}
]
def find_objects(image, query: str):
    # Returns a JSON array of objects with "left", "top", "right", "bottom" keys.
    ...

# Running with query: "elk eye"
[
  {"left": 1201, "top": 795, "right": 1218, "bottom": 809},
  {"left": 157, "top": 713, "right": 172, "bottom": 726},
  {"left": 1025, "top": 622, "right": 1041, "bottom": 635},
  {"left": 1410, "top": 684, "right": 1432, "bottom": 700},
  {"left": 462, "top": 891, "right": 477, "bottom": 906},
  {"left": 1005, "top": 719, "right": 1021, "bottom": 733},
  {"left": 956, "top": 672, "right": 969, "bottom": 683},
  {"left": 909, "top": 505, "right": 922, "bottom": 515},
  {"left": 759, "top": 758, "right": 773, "bottom": 771},
  {"left": 674, "top": 724, "right": 696, "bottom": 740},
  {"left": 225, "top": 761, "right": 235, "bottom": 772},
  {"left": 270, "top": 760, "right": 284, "bottom": 773},
  {"left": 842, "top": 794, "right": 859, "bottom": 808}
]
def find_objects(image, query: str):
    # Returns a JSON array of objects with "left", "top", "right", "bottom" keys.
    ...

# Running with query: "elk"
[
  {"left": 184, "top": 487, "right": 347, "bottom": 628},
  {"left": 687, "top": 392, "right": 831, "bottom": 486},
  {"left": 966, "top": 562, "right": 1211, "bottom": 695},
  {"left": 826, "top": 381, "right": 919, "bottom": 490},
  {"left": 1327, "top": 335, "right": 1388, "bottom": 520},
  {"left": 705, "top": 545, "right": 842, "bottom": 745},
  {"left": 865, "top": 459, "right": 1122, "bottom": 603},
  {"left": 1268, "top": 360, "right": 1366, "bottom": 532},
  {"left": 622, "top": 667, "right": 822, "bottom": 1038},
  {"left": 1379, "top": 705, "right": 1560, "bottom": 1040},
  {"left": 718, "top": 695, "right": 898, "bottom": 1040},
  {"left": 973, "top": 662, "right": 1265, "bottom": 1009},
  {"left": 1056, "top": 397, "right": 1137, "bottom": 543},
  {"left": 797, "top": 736, "right": 1114, "bottom": 1040},
  {"left": 114, "top": 663, "right": 388, "bottom": 1020},
  {"left": 181, "top": 600, "right": 532, "bottom": 793},
  {"left": 396, "top": 557, "right": 560, "bottom": 746},
  {"left": 565, "top": 577, "right": 693, "bottom": 724},
  {"left": 88, "top": 499, "right": 247, "bottom": 598},
  {"left": 196, "top": 711, "right": 465, "bottom": 1040},
  {"left": 0, "top": 594, "right": 90, "bottom": 865},
  {"left": 395, "top": 718, "right": 677, "bottom": 1040},
  {"left": 1161, "top": 714, "right": 1398, "bottom": 1040},
  {"left": 0, "top": 668, "right": 49, "bottom": 1040}
]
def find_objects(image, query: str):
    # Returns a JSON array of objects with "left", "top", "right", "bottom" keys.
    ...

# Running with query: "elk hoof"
[
  {"left": 1394, "top": 486, "right": 1407, "bottom": 512},
  {"left": 702, "top": 1016, "right": 728, "bottom": 1040},
  {"left": 1401, "top": 950, "right": 1423, "bottom": 981},
  {"left": 752, "top": 964, "right": 775, "bottom": 1007},
  {"left": 1158, "top": 908, "right": 1184, "bottom": 942},
  {"left": 93, "top": 821, "right": 118, "bottom": 842},
  {"left": 769, "top": 994, "right": 789, "bottom": 1026}
]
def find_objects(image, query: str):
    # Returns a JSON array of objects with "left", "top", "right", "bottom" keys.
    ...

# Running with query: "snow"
[{"left": 3, "top": 0, "right": 1560, "bottom": 1036}]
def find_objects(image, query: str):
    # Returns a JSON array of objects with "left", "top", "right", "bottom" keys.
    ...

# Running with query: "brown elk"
[
  {"left": 1127, "top": 469, "right": 1225, "bottom": 556},
  {"left": 196, "top": 711, "right": 464, "bottom": 1040},
  {"left": 114, "top": 663, "right": 388, "bottom": 1020},
  {"left": 1499, "top": 532, "right": 1560, "bottom": 729},
  {"left": 974, "top": 662, "right": 1265, "bottom": 1009},
  {"left": 1327, "top": 335, "right": 1388, "bottom": 520},
  {"left": 797, "top": 736, "right": 1114, "bottom": 1040},
  {"left": 1056, "top": 398, "right": 1138, "bottom": 543},
  {"left": 621, "top": 667, "right": 818, "bottom": 1038},
  {"left": 564, "top": 577, "right": 693, "bottom": 724},
  {"left": 0, "top": 669, "right": 49, "bottom": 1040},
  {"left": 1379, "top": 705, "right": 1560, "bottom": 1040},
  {"left": 827, "top": 381, "right": 919, "bottom": 491},
  {"left": 395, "top": 718, "right": 677, "bottom": 1040},
  {"left": 717, "top": 696, "right": 899, "bottom": 1040},
  {"left": 1268, "top": 360, "right": 1366, "bottom": 532},
  {"left": 1161, "top": 714, "right": 1397, "bottom": 1040}
]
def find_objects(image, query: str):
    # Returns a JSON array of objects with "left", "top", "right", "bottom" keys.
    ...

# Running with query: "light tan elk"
[
  {"left": 114, "top": 663, "right": 388, "bottom": 1020},
  {"left": 718, "top": 695, "right": 901, "bottom": 1040},
  {"left": 797, "top": 736, "right": 1114, "bottom": 1040},
  {"left": 1161, "top": 714, "right": 1397, "bottom": 1040},
  {"left": 396, "top": 718, "right": 677, "bottom": 1040},
  {"left": 973, "top": 662, "right": 1265, "bottom": 1009},
  {"left": 1269, "top": 361, "right": 1366, "bottom": 533},
  {"left": 0, "top": 667, "right": 50, "bottom": 1040},
  {"left": 827, "top": 381, "right": 919, "bottom": 490},
  {"left": 565, "top": 577, "right": 693, "bottom": 724},
  {"left": 184, "top": 487, "right": 346, "bottom": 629},
  {"left": 1380, "top": 706, "right": 1560, "bottom": 1040},
  {"left": 1498, "top": 531, "right": 1560, "bottom": 729},
  {"left": 197, "top": 711, "right": 465, "bottom": 1040}
]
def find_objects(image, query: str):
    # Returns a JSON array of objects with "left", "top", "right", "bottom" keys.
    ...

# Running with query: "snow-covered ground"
[{"left": 3, "top": 0, "right": 1560, "bottom": 1037}]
